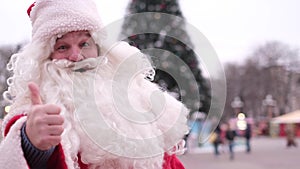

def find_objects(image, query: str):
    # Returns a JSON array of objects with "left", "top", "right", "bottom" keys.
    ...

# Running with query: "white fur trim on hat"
[{"left": 29, "top": 0, "right": 103, "bottom": 42}]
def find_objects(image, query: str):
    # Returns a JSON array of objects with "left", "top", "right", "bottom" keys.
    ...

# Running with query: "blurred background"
[{"left": 0, "top": 0, "right": 300, "bottom": 168}]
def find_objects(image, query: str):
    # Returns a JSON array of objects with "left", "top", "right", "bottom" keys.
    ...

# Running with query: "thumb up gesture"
[{"left": 25, "top": 82, "right": 64, "bottom": 150}]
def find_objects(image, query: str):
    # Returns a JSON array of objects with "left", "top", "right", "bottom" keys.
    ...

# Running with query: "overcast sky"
[{"left": 0, "top": 0, "right": 299, "bottom": 64}]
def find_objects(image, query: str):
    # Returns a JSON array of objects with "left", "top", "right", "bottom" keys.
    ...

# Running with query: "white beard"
[
  {"left": 37, "top": 42, "right": 188, "bottom": 169},
  {"left": 4, "top": 41, "right": 187, "bottom": 169},
  {"left": 44, "top": 57, "right": 163, "bottom": 169}
]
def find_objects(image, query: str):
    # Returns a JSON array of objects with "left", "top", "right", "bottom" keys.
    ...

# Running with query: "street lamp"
[
  {"left": 262, "top": 94, "right": 276, "bottom": 119},
  {"left": 262, "top": 94, "right": 277, "bottom": 136},
  {"left": 231, "top": 96, "right": 244, "bottom": 117}
]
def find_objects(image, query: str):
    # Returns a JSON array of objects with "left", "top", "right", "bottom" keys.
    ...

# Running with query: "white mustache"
[{"left": 52, "top": 56, "right": 107, "bottom": 72}]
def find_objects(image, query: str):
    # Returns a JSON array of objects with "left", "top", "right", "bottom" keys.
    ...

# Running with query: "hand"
[{"left": 25, "top": 82, "right": 64, "bottom": 150}]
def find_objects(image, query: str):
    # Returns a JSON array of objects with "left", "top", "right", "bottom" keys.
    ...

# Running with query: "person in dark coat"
[
  {"left": 212, "top": 125, "right": 222, "bottom": 156},
  {"left": 225, "top": 124, "right": 236, "bottom": 160},
  {"left": 244, "top": 123, "right": 252, "bottom": 153}
]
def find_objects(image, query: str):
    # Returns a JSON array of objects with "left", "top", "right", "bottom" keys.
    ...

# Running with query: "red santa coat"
[{"left": 0, "top": 114, "right": 185, "bottom": 169}]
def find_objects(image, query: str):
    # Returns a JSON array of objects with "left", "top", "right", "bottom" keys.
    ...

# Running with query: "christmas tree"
[{"left": 119, "top": 0, "right": 211, "bottom": 114}]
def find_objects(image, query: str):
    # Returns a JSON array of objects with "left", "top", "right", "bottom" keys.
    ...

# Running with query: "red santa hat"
[{"left": 27, "top": 0, "right": 103, "bottom": 42}]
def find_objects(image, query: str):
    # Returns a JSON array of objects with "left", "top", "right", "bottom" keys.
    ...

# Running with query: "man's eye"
[
  {"left": 57, "top": 45, "right": 67, "bottom": 51},
  {"left": 81, "top": 42, "right": 90, "bottom": 47}
]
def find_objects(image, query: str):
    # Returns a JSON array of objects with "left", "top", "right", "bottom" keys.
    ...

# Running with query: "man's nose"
[{"left": 68, "top": 47, "right": 83, "bottom": 62}]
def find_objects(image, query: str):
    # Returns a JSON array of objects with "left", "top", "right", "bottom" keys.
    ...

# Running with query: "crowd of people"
[{"left": 188, "top": 121, "right": 253, "bottom": 160}]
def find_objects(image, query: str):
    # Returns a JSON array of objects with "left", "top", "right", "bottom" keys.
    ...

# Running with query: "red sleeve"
[
  {"left": 4, "top": 114, "right": 25, "bottom": 136},
  {"left": 162, "top": 153, "right": 185, "bottom": 169},
  {"left": 4, "top": 114, "right": 70, "bottom": 169},
  {"left": 78, "top": 154, "right": 89, "bottom": 169},
  {"left": 47, "top": 144, "right": 68, "bottom": 169},
  {"left": 47, "top": 145, "right": 89, "bottom": 169},
  {"left": 4, "top": 115, "right": 185, "bottom": 169}
]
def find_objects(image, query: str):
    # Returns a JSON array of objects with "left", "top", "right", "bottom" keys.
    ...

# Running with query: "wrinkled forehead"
[
  {"left": 56, "top": 31, "right": 93, "bottom": 41},
  {"left": 50, "top": 30, "right": 99, "bottom": 53}
]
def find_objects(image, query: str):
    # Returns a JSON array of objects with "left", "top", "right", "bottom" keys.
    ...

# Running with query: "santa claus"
[{"left": 0, "top": 0, "right": 189, "bottom": 168}]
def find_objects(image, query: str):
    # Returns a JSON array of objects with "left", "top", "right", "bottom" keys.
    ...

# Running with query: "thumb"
[{"left": 28, "top": 82, "right": 42, "bottom": 105}]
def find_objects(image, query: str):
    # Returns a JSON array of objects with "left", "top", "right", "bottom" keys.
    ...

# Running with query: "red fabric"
[
  {"left": 47, "top": 144, "right": 68, "bottom": 169},
  {"left": 27, "top": 2, "right": 36, "bottom": 17},
  {"left": 46, "top": 152, "right": 185, "bottom": 169},
  {"left": 78, "top": 154, "right": 89, "bottom": 169},
  {"left": 3, "top": 114, "right": 68, "bottom": 169},
  {"left": 46, "top": 144, "right": 89, "bottom": 169},
  {"left": 4, "top": 114, "right": 25, "bottom": 136},
  {"left": 162, "top": 153, "right": 185, "bottom": 169},
  {"left": 4, "top": 114, "right": 184, "bottom": 169}
]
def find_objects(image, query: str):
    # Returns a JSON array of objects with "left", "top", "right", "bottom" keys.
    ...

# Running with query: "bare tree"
[
  {"left": 223, "top": 63, "right": 243, "bottom": 119},
  {"left": 223, "top": 41, "right": 300, "bottom": 122},
  {"left": 249, "top": 41, "right": 300, "bottom": 115}
]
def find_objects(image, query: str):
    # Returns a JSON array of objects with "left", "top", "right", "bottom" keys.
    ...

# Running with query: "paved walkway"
[{"left": 178, "top": 137, "right": 300, "bottom": 169}]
